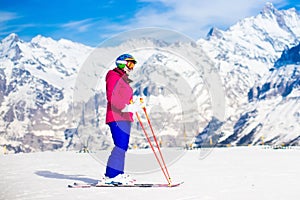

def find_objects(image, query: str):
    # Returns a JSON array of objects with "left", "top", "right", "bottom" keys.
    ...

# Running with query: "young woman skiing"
[{"left": 101, "top": 54, "right": 140, "bottom": 185}]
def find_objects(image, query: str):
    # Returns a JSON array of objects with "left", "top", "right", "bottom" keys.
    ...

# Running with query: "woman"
[{"left": 102, "top": 53, "right": 139, "bottom": 185}]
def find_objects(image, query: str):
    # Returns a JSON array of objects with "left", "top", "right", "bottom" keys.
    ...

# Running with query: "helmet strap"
[{"left": 124, "top": 66, "right": 131, "bottom": 74}]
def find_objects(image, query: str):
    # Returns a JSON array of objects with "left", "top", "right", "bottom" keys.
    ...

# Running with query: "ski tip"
[
  {"left": 68, "top": 183, "right": 93, "bottom": 188},
  {"left": 169, "top": 181, "right": 184, "bottom": 187},
  {"left": 68, "top": 184, "right": 76, "bottom": 188}
]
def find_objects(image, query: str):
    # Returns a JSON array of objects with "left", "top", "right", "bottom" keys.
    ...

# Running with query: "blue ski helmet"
[{"left": 115, "top": 54, "right": 137, "bottom": 69}]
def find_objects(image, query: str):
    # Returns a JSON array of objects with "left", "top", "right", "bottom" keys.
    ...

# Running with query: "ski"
[{"left": 68, "top": 181, "right": 183, "bottom": 188}]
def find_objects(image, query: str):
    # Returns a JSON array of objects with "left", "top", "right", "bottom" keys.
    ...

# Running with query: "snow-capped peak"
[
  {"left": 261, "top": 2, "right": 277, "bottom": 15},
  {"left": 1, "top": 33, "right": 21, "bottom": 44},
  {"left": 206, "top": 27, "right": 224, "bottom": 40},
  {"left": 0, "top": 33, "right": 24, "bottom": 60},
  {"left": 31, "top": 34, "right": 57, "bottom": 46}
]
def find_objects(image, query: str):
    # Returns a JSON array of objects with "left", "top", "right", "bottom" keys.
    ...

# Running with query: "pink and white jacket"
[{"left": 105, "top": 68, "right": 133, "bottom": 124}]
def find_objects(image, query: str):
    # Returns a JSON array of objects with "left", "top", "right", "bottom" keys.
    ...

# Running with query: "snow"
[{"left": 1, "top": 147, "right": 299, "bottom": 200}]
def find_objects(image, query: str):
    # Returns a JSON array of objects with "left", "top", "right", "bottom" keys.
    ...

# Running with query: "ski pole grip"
[{"left": 140, "top": 97, "right": 146, "bottom": 108}]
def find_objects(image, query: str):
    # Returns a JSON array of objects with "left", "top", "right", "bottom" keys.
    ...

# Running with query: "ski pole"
[
  {"left": 134, "top": 111, "right": 171, "bottom": 185},
  {"left": 139, "top": 98, "right": 172, "bottom": 185}
]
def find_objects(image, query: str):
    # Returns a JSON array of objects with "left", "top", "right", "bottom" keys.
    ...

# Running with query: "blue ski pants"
[{"left": 105, "top": 121, "right": 131, "bottom": 178}]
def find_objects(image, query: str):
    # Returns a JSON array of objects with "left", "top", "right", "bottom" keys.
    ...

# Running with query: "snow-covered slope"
[{"left": 1, "top": 147, "right": 300, "bottom": 200}]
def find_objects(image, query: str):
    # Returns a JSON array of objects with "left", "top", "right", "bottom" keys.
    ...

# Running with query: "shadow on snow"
[{"left": 35, "top": 170, "right": 98, "bottom": 184}]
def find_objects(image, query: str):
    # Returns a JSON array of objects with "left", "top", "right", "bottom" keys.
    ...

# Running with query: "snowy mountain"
[
  {"left": 0, "top": 33, "right": 93, "bottom": 152},
  {"left": 228, "top": 44, "right": 300, "bottom": 146},
  {"left": 198, "top": 3, "right": 299, "bottom": 106},
  {"left": 197, "top": 3, "right": 300, "bottom": 146},
  {"left": 0, "top": 3, "right": 300, "bottom": 153}
]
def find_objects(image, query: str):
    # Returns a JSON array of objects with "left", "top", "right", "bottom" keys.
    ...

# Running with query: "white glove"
[{"left": 122, "top": 101, "right": 142, "bottom": 113}]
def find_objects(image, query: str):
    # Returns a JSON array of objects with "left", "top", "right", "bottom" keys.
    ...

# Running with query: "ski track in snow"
[{"left": 1, "top": 147, "right": 299, "bottom": 200}]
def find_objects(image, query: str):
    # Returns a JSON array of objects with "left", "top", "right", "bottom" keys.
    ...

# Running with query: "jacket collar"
[{"left": 113, "top": 68, "right": 132, "bottom": 83}]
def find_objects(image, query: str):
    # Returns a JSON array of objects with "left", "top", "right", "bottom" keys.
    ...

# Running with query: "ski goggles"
[{"left": 126, "top": 60, "right": 136, "bottom": 70}]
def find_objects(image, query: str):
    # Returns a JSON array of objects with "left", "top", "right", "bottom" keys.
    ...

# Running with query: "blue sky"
[{"left": 0, "top": 0, "right": 299, "bottom": 46}]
